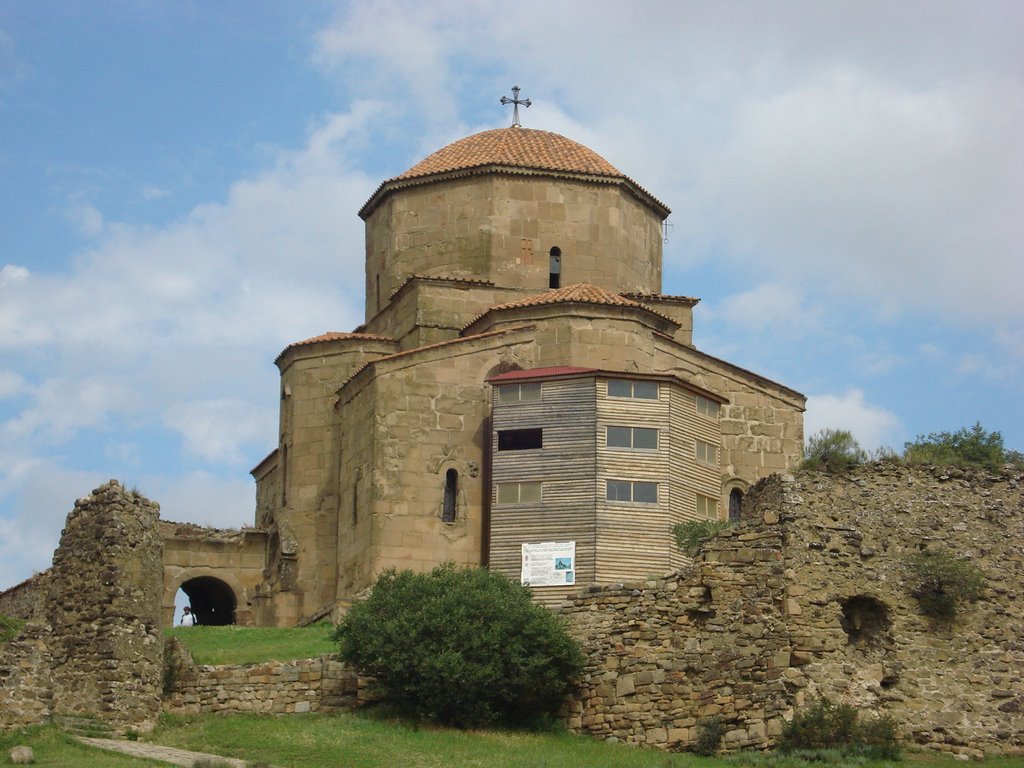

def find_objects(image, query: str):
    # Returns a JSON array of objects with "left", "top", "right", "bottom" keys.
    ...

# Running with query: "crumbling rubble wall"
[{"left": 563, "top": 464, "right": 1024, "bottom": 757}]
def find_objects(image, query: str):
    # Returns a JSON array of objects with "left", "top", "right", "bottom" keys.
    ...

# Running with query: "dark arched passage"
[{"left": 179, "top": 576, "right": 237, "bottom": 626}]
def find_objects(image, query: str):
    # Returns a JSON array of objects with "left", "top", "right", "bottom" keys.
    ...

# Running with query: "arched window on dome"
[{"left": 549, "top": 247, "right": 561, "bottom": 289}]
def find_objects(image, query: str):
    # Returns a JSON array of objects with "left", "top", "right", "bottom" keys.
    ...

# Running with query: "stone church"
[{"left": 162, "top": 121, "right": 806, "bottom": 626}]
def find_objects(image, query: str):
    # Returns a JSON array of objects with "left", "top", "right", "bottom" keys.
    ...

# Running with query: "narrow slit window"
[
  {"left": 498, "top": 428, "right": 543, "bottom": 451},
  {"left": 442, "top": 469, "right": 458, "bottom": 523},
  {"left": 549, "top": 247, "right": 561, "bottom": 289}
]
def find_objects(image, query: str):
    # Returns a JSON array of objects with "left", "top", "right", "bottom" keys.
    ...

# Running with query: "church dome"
[
  {"left": 396, "top": 128, "right": 623, "bottom": 180},
  {"left": 359, "top": 127, "right": 668, "bottom": 220}
]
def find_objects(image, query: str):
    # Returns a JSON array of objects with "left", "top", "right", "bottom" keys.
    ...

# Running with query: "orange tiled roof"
[
  {"left": 276, "top": 331, "right": 396, "bottom": 363},
  {"left": 485, "top": 283, "right": 649, "bottom": 313},
  {"left": 397, "top": 128, "right": 623, "bottom": 180}
]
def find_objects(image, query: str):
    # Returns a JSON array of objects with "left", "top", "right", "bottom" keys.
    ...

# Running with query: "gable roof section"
[{"left": 463, "top": 283, "right": 677, "bottom": 330}]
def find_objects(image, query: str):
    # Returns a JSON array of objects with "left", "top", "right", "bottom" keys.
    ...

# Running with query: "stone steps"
[{"left": 53, "top": 714, "right": 115, "bottom": 739}]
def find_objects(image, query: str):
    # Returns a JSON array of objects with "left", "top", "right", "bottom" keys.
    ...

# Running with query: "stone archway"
[{"left": 178, "top": 576, "right": 237, "bottom": 626}]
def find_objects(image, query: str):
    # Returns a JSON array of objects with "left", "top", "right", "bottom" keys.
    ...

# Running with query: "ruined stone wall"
[
  {"left": 0, "top": 570, "right": 50, "bottom": 621},
  {"left": 0, "top": 622, "right": 52, "bottom": 729},
  {"left": 163, "top": 642, "right": 360, "bottom": 715},
  {"left": 47, "top": 481, "right": 164, "bottom": 734},
  {"left": 563, "top": 464, "right": 1023, "bottom": 757}
]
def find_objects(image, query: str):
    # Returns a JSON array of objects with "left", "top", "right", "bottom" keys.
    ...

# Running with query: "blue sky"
[{"left": 2, "top": 1, "right": 1022, "bottom": 589}]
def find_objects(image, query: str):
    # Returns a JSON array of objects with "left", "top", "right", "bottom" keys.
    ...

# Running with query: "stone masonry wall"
[
  {"left": 162, "top": 640, "right": 361, "bottom": 715},
  {"left": 563, "top": 464, "right": 1023, "bottom": 757},
  {"left": 0, "top": 571, "right": 51, "bottom": 621},
  {"left": 47, "top": 481, "right": 165, "bottom": 734},
  {"left": 0, "top": 622, "right": 52, "bottom": 730}
]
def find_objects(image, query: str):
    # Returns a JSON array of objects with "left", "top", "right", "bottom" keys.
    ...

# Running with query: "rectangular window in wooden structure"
[
  {"left": 696, "top": 395, "right": 719, "bottom": 419},
  {"left": 606, "top": 426, "right": 658, "bottom": 449},
  {"left": 606, "top": 479, "right": 658, "bottom": 504},
  {"left": 497, "top": 428, "right": 543, "bottom": 451},
  {"left": 495, "top": 481, "right": 542, "bottom": 504},
  {"left": 696, "top": 493, "right": 719, "bottom": 519},
  {"left": 497, "top": 382, "right": 542, "bottom": 403},
  {"left": 607, "top": 379, "right": 658, "bottom": 399},
  {"left": 696, "top": 439, "right": 718, "bottom": 465}
]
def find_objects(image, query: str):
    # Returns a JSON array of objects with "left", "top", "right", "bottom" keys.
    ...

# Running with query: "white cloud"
[
  {"left": 0, "top": 370, "right": 23, "bottom": 398},
  {"left": 804, "top": 389, "right": 903, "bottom": 452},
  {"left": 0, "top": 264, "right": 28, "bottom": 286},
  {"left": 163, "top": 398, "right": 275, "bottom": 465}
]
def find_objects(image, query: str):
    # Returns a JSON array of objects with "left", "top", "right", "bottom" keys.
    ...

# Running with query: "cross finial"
[{"left": 500, "top": 85, "right": 531, "bottom": 128}]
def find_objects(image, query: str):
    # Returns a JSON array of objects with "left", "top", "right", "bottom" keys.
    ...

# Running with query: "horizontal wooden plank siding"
[
  {"left": 488, "top": 373, "right": 724, "bottom": 592},
  {"left": 595, "top": 379, "right": 673, "bottom": 581},
  {"left": 489, "top": 378, "right": 597, "bottom": 595}
]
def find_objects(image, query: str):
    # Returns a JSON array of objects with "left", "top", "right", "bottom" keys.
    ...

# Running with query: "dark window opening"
[
  {"left": 352, "top": 480, "right": 358, "bottom": 526},
  {"left": 376, "top": 274, "right": 381, "bottom": 311},
  {"left": 179, "top": 576, "right": 236, "bottom": 626},
  {"left": 498, "top": 428, "right": 543, "bottom": 451},
  {"left": 729, "top": 488, "right": 743, "bottom": 522},
  {"left": 443, "top": 469, "right": 458, "bottom": 523},
  {"left": 549, "top": 247, "right": 561, "bottom": 289}
]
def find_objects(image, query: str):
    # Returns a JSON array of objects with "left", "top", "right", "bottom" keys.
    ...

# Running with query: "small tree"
[
  {"left": 905, "top": 548, "right": 985, "bottom": 619},
  {"left": 904, "top": 422, "right": 1022, "bottom": 470},
  {"left": 802, "top": 429, "right": 867, "bottom": 472},
  {"left": 333, "top": 564, "right": 584, "bottom": 728},
  {"left": 672, "top": 520, "right": 732, "bottom": 553}
]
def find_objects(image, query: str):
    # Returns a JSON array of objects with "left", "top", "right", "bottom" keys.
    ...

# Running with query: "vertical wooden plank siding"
[{"left": 488, "top": 377, "right": 597, "bottom": 604}]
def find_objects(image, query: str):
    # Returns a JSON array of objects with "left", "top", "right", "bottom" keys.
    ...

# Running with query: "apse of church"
[{"left": 248, "top": 107, "right": 805, "bottom": 626}]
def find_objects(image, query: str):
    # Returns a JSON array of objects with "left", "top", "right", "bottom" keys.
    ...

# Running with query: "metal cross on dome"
[{"left": 500, "top": 85, "right": 531, "bottom": 128}]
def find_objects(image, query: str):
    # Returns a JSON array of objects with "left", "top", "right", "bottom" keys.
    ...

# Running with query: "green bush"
[
  {"left": 904, "top": 422, "right": 1022, "bottom": 470},
  {"left": 333, "top": 564, "right": 584, "bottom": 728},
  {"left": 905, "top": 548, "right": 985, "bottom": 619},
  {"left": 778, "top": 697, "right": 900, "bottom": 760},
  {"left": 801, "top": 430, "right": 867, "bottom": 472},
  {"left": 692, "top": 715, "right": 725, "bottom": 756},
  {"left": 672, "top": 520, "right": 733, "bottom": 552}
]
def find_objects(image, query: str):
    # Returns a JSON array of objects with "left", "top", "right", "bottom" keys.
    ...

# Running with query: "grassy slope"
[
  {"left": 148, "top": 712, "right": 1024, "bottom": 768},
  {"left": 0, "top": 726, "right": 166, "bottom": 767},
  {"left": 4, "top": 715, "right": 1024, "bottom": 768},
  {"left": 165, "top": 623, "right": 336, "bottom": 665}
]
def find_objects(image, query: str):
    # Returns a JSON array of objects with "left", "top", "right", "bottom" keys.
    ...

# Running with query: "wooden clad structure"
[{"left": 487, "top": 368, "right": 724, "bottom": 598}]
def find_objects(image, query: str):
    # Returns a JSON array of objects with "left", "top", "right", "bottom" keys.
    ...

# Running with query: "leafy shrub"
[
  {"left": 904, "top": 422, "right": 1022, "bottom": 470},
  {"left": 801, "top": 430, "right": 867, "bottom": 472},
  {"left": 333, "top": 563, "right": 584, "bottom": 728},
  {"left": 905, "top": 548, "right": 985, "bottom": 619},
  {"left": 778, "top": 697, "right": 900, "bottom": 760},
  {"left": 692, "top": 715, "right": 726, "bottom": 756},
  {"left": 672, "top": 520, "right": 733, "bottom": 552}
]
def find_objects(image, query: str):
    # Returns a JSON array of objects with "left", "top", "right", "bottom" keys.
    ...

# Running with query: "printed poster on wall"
[{"left": 521, "top": 541, "right": 575, "bottom": 587}]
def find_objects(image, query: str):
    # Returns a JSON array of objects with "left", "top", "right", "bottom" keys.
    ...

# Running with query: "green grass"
[
  {"left": 0, "top": 725, "right": 166, "bottom": 767},
  {"left": 165, "top": 622, "right": 336, "bottom": 665},
  {"left": 1, "top": 613, "right": 26, "bottom": 643},
  {"left": 5, "top": 714, "right": 1024, "bottom": 768}
]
